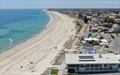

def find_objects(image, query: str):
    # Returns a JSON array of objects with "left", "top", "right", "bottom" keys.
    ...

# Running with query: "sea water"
[{"left": 0, "top": 9, "right": 50, "bottom": 53}]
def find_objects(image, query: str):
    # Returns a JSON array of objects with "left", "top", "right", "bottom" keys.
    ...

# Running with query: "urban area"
[{"left": 45, "top": 9, "right": 120, "bottom": 75}]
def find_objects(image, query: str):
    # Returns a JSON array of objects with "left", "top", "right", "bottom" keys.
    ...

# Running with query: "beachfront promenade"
[{"left": 0, "top": 11, "right": 75, "bottom": 75}]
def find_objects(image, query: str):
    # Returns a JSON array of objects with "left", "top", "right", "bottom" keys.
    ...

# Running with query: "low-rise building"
[
  {"left": 99, "top": 39, "right": 109, "bottom": 46},
  {"left": 65, "top": 54, "right": 120, "bottom": 73},
  {"left": 112, "top": 24, "right": 120, "bottom": 31},
  {"left": 80, "top": 46, "right": 96, "bottom": 54},
  {"left": 114, "top": 19, "right": 120, "bottom": 24},
  {"left": 84, "top": 38, "right": 99, "bottom": 42}
]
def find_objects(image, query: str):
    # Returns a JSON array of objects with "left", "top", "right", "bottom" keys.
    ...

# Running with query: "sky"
[{"left": 0, "top": 0, "right": 120, "bottom": 9}]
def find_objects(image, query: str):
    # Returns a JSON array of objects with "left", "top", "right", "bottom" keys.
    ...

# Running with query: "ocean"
[{"left": 0, "top": 9, "right": 50, "bottom": 53}]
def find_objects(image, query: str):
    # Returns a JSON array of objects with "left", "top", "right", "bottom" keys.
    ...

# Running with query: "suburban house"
[{"left": 112, "top": 24, "right": 120, "bottom": 31}]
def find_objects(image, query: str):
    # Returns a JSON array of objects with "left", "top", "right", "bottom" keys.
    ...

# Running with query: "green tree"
[{"left": 84, "top": 16, "right": 88, "bottom": 23}]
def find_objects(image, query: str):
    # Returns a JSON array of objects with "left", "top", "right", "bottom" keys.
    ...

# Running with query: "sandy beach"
[{"left": 0, "top": 10, "right": 75, "bottom": 75}]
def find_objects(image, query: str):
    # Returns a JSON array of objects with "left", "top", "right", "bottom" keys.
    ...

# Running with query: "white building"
[
  {"left": 65, "top": 54, "right": 120, "bottom": 73},
  {"left": 84, "top": 38, "right": 99, "bottom": 42},
  {"left": 100, "top": 39, "right": 109, "bottom": 46}
]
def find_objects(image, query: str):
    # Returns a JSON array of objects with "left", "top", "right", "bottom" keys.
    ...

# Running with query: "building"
[
  {"left": 99, "top": 39, "right": 109, "bottom": 46},
  {"left": 112, "top": 24, "right": 120, "bottom": 31},
  {"left": 114, "top": 19, "right": 120, "bottom": 24},
  {"left": 65, "top": 54, "right": 120, "bottom": 73},
  {"left": 84, "top": 38, "right": 99, "bottom": 45},
  {"left": 89, "top": 24, "right": 99, "bottom": 32},
  {"left": 84, "top": 38, "right": 99, "bottom": 42},
  {"left": 80, "top": 46, "right": 96, "bottom": 54}
]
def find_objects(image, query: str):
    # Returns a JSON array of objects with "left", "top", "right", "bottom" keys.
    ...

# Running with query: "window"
[
  {"left": 109, "top": 64, "right": 115, "bottom": 66},
  {"left": 68, "top": 64, "right": 78, "bottom": 67},
  {"left": 99, "top": 64, "right": 102, "bottom": 67},
  {"left": 86, "top": 64, "right": 90, "bottom": 67},
  {"left": 68, "top": 68, "right": 75, "bottom": 73},
  {"left": 91, "top": 68, "right": 94, "bottom": 70},
  {"left": 100, "top": 68, "right": 103, "bottom": 70},
  {"left": 109, "top": 66, "right": 113, "bottom": 70},
  {"left": 91, "top": 64, "right": 94, "bottom": 67},
  {"left": 80, "top": 64, "right": 85, "bottom": 67},
  {"left": 104, "top": 64, "right": 108, "bottom": 67},
  {"left": 95, "top": 64, "right": 99, "bottom": 67},
  {"left": 95, "top": 68, "right": 98, "bottom": 70},
  {"left": 68, "top": 67, "right": 77, "bottom": 73},
  {"left": 119, "top": 64, "right": 120, "bottom": 68},
  {"left": 86, "top": 68, "right": 89, "bottom": 70},
  {"left": 104, "top": 68, "right": 108, "bottom": 70}
]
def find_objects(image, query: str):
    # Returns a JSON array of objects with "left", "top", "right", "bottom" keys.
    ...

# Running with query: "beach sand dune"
[{"left": 0, "top": 11, "right": 75, "bottom": 75}]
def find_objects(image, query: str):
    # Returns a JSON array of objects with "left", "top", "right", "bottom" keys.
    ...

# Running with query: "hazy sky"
[{"left": 0, "top": 0, "right": 120, "bottom": 9}]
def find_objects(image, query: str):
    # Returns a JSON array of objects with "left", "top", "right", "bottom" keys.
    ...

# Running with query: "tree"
[
  {"left": 77, "top": 13, "right": 83, "bottom": 19},
  {"left": 99, "top": 36, "right": 104, "bottom": 39},
  {"left": 84, "top": 16, "right": 88, "bottom": 23},
  {"left": 104, "top": 17, "right": 116, "bottom": 24}
]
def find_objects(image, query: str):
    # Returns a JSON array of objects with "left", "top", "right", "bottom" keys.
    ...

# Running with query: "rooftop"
[
  {"left": 100, "top": 39, "right": 108, "bottom": 43},
  {"left": 80, "top": 46, "right": 96, "bottom": 54},
  {"left": 84, "top": 38, "right": 99, "bottom": 41},
  {"left": 65, "top": 54, "right": 120, "bottom": 64}
]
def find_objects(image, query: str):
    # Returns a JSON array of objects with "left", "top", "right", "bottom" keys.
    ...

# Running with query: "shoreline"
[
  {"left": 43, "top": 10, "right": 53, "bottom": 28},
  {"left": 0, "top": 10, "right": 51, "bottom": 53},
  {"left": 0, "top": 10, "right": 75, "bottom": 75},
  {"left": 0, "top": 10, "right": 52, "bottom": 56}
]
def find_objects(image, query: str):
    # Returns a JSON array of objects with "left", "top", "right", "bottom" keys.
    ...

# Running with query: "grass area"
[
  {"left": 64, "top": 73, "right": 78, "bottom": 75},
  {"left": 53, "top": 50, "right": 65, "bottom": 65},
  {"left": 64, "top": 39, "right": 74, "bottom": 49},
  {"left": 51, "top": 68, "right": 58, "bottom": 75},
  {"left": 112, "top": 30, "right": 120, "bottom": 34},
  {"left": 75, "top": 23, "right": 82, "bottom": 33},
  {"left": 107, "top": 50, "right": 114, "bottom": 53},
  {"left": 74, "top": 20, "right": 83, "bottom": 34}
]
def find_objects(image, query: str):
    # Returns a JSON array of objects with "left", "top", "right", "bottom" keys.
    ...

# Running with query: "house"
[
  {"left": 84, "top": 38, "right": 99, "bottom": 42},
  {"left": 103, "top": 23, "right": 113, "bottom": 29},
  {"left": 90, "top": 26, "right": 98, "bottom": 32},
  {"left": 112, "top": 24, "right": 120, "bottom": 31},
  {"left": 83, "top": 38, "right": 99, "bottom": 45},
  {"left": 114, "top": 19, "right": 120, "bottom": 24},
  {"left": 99, "top": 39, "right": 109, "bottom": 46},
  {"left": 65, "top": 54, "right": 120, "bottom": 73}
]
